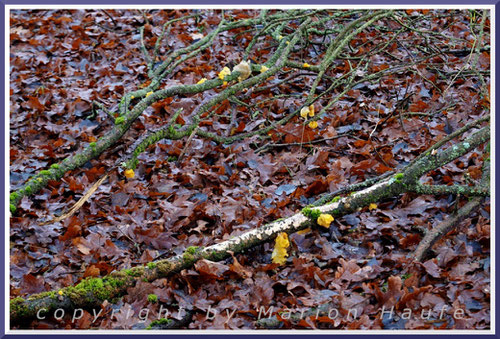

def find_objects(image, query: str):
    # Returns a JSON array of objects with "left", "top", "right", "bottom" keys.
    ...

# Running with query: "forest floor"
[{"left": 9, "top": 9, "right": 490, "bottom": 330}]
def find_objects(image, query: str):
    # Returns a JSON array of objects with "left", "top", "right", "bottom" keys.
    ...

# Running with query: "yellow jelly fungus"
[
  {"left": 197, "top": 78, "right": 207, "bottom": 85},
  {"left": 369, "top": 203, "right": 378, "bottom": 211},
  {"left": 218, "top": 67, "right": 231, "bottom": 80},
  {"left": 233, "top": 60, "right": 251, "bottom": 82},
  {"left": 260, "top": 65, "right": 269, "bottom": 73},
  {"left": 300, "top": 107, "right": 309, "bottom": 119},
  {"left": 303, "top": 63, "right": 311, "bottom": 68},
  {"left": 145, "top": 91, "right": 153, "bottom": 98},
  {"left": 308, "top": 121, "right": 318, "bottom": 129},
  {"left": 317, "top": 214, "right": 334, "bottom": 228},
  {"left": 124, "top": 169, "right": 135, "bottom": 179},
  {"left": 308, "top": 104, "right": 315, "bottom": 117},
  {"left": 271, "top": 232, "right": 290, "bottom": 265}
]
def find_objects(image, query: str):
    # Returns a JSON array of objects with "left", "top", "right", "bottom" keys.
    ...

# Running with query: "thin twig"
[
  {"left": 101, "top": 9, "right": 117, "bottom": 27},
  {"left": 177, "top": 126, "right": 200, "bottom": 164},
  {"left": 256, "top": 133, "right": 349, "bottom": 153},
  {"left": 40, "top": 173, "right": 110, "bottom": 226}
]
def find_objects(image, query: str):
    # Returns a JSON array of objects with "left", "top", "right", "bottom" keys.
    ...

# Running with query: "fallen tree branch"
[
  {"left": 413, "top": 197, "right": 483, "bottom": 262},
  {"left": 408, "top": 183, "right": 489, "bottom": 197},
  {"left": 8, "top": 11, "right": 294, "bottom": 211},
  {"left": 11, "top": 10, "right": 333, "bottom": 212},
  {"left": 413, "top": 156, "right": 490, "bottom": 261},
  {"left": 10, "top": 124, "right": 490, "bottom": 325}
]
